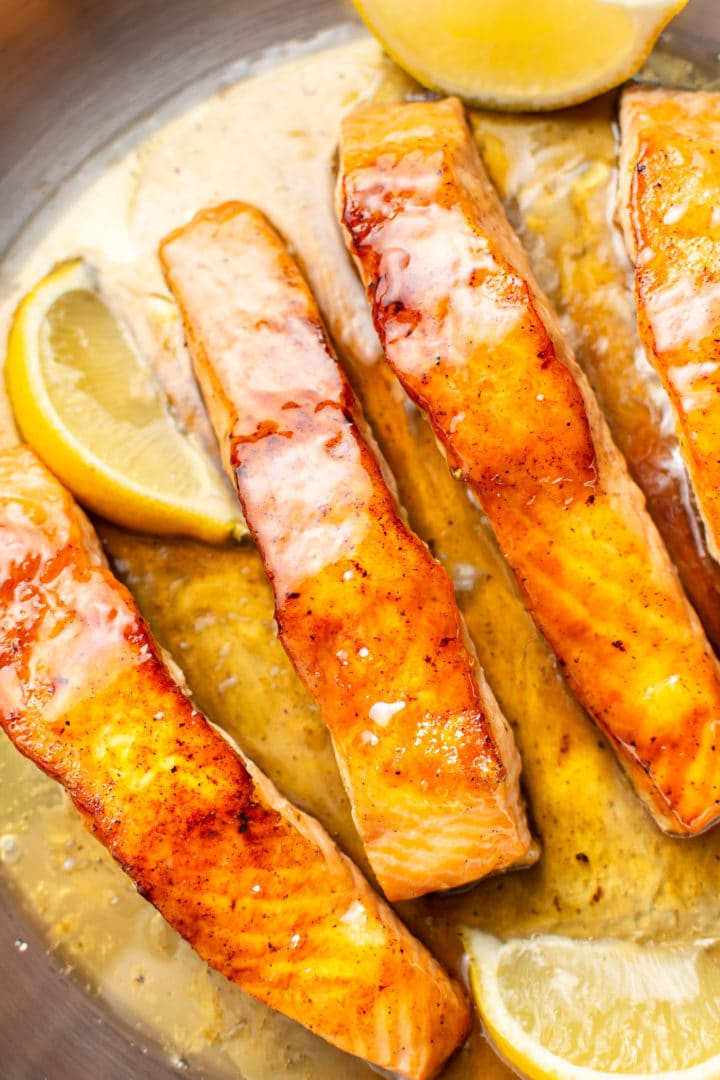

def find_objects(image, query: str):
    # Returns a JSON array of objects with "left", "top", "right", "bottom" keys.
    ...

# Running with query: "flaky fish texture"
[
  {"left": 620, "top": 87, "right": 720, "bottom": 563},
  {"left": 0, "top": 444, "right": 469, "bottom": 1080},
  {"left": 160, "top": 202, "right": 534, "bottom": 903},
  {"left": 337, "top": 96, "right": 720, "bottom": 837}
]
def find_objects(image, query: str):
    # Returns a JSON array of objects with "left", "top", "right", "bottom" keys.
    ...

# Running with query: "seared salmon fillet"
[
  {"left": 0, "top": 444, "right": 469, "bottom": 1079},
  {"left": 472, "top": 108, "right": 720, "bottom": 655},
  {"left": 337, "top": 97, "right": 720, "bottom": 837},
  {"left": 160, "top": 202, "right": 534, "bottom": 903},
  {"left": 619, "top": 87, "right": 720, "bottom": 563}
]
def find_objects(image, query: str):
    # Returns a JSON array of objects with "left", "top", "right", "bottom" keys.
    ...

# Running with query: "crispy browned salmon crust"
[
  {"left": 160, "top": 202, "right": 534, "bottom": 903},
  {"left": 620, "top": 87, "right": 720, "bottom": 563},
  {"left": 0, "top": 445, "right": 469, "bottom": 1080},
  {"left": 337, "top": 97, "right": 720, "bottom": 837}
]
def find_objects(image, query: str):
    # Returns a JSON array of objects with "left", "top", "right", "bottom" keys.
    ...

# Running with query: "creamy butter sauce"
[{"left": 2, "top": 28, "right": 720, "bottom": 1080}]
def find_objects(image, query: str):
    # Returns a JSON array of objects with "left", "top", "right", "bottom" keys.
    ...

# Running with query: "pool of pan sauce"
[{"left": 3, "top": 28, "right": 720, "bottom": 1080}]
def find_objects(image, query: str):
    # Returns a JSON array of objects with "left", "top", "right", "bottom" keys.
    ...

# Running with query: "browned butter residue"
[{"left": 3, "top": 33, "right": 720, "bottom": 1080}]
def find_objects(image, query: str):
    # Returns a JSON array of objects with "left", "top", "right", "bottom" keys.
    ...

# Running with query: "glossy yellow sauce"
[{"left": 2, "top": 29, "right": 720, "bottom": 1080}]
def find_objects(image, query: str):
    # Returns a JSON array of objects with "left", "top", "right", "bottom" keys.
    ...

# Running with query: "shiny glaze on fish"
[
  {"left": 472, "top": 101, "right": 720, "bottom": 655},
  {"left": 160, "top": 202, "right": 534, "bottom": 903},
  {"left": 620, "top": 87, "right": 720, "bottom": 563},
  {"left": 337, "top": 97, "right": 720, "bottom": 837},
  {"left": 0, "top": 444, "right": 470, "bottom": 1080}
]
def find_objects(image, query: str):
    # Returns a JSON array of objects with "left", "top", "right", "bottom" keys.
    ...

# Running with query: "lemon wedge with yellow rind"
[
  {"left": 351, "top": 0, "right": 688, "bottom": 110},
  {"left": 6, "top": 258, "right": 245, "bottom": 544},
  {"left": 465, "top": 929, "right": 720, "bottom": 1079}
]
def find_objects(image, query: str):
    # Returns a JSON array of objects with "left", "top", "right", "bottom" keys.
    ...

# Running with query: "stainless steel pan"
[{"left": 0, "top": 0, "right": 718, "bottom": 1076}]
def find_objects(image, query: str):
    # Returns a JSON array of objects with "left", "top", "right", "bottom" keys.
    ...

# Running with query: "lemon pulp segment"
[
  {"left": 352, "top": 0, "right": 688, "bottom": 110},
  {"left": 465, "top": 929, "right": 720, "bottom": 1079},
  {"left": 6, "top": 259, "right": 245, "bottom": 544}
]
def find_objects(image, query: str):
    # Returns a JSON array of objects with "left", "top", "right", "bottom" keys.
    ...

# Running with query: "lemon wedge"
[
  {"left": 352, "top": 0, "right": 688, "bottom": 110},
  {"left": 6, "top": 258, "right": 245, "bottom": 543},
  {"left": 465, "top": 929, "right": 720, "bottom": 1079}
]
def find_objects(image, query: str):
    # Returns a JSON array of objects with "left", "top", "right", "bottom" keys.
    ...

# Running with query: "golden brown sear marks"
[
  {"left": 160, "top": 202, "right": 534, "bottom": 903},
  {"left": 471, "top": 104, "right": 720, "bottom": 655},
  {"left": 337, "top": 97, "right": 720, "bottom": 837},
  {"left": 620, "top": 87, "right": 720, "bottom": 563},
  {"left": 0, "top": 444, "right": 469, "bottom": 1080}
]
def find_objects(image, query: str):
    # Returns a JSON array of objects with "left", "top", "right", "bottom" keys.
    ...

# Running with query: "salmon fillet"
[
  {"left": 472, "top": 108, "right": 720, "bottom": 656},
  {"left": 337, "top": 97, "right": 720, "bottom": 837},
  {"left": 619, "top": 87, "right": 720, "bottom": 563},
  {"left": 0, "top": 444, "right": 469, "bottom": 1079},
  {"left": 160, "top": 202, "right": 534, "bottom": 903}
]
